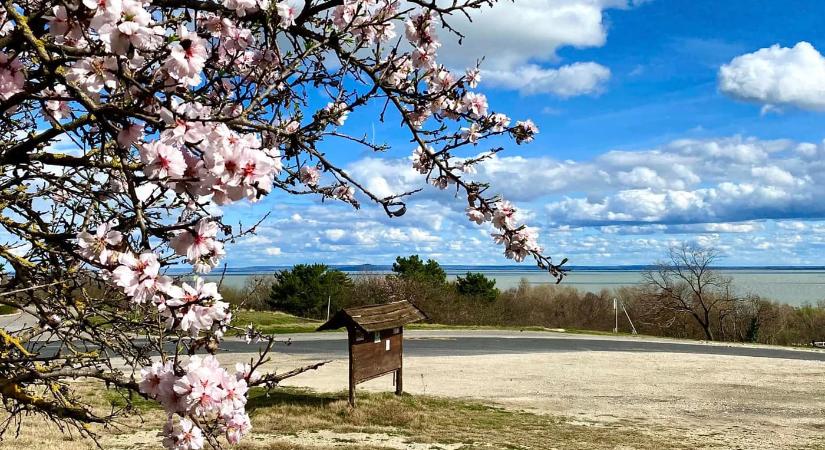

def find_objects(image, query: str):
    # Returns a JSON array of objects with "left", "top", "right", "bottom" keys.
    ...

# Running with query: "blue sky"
[{"left": 220, "top": 0, "right": 825, "bottom": 268}]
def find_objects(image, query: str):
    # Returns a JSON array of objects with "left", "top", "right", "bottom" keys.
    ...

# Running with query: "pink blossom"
[
  {"left": 139, "top": 360, "right": 174, "bottom": 399},
  {"left": 234, "top": 363, "right": 261, "bottom": 384},
  {"left": 332, "top": 4, "right": 357, "bottom": 30},
  {"left": 0, "top": 52, "right": 24, "bottom": 101},
  {"left": 192, "top": 241, "right": 225, "bottom": 274},
  {"left": 163, "top": 417, "right": 204, "bottom": 450},
  {"left": 223, "top": 0, "right": 258, "bottom": 17},
  {"left": 84, "top": 0, "right": 123, "bottom": 17},
  {"left": 276, "top": 2, "right": 298, "bottom": 27},
  {"left": 117, "top": 123, "right": 144, "bottom": 148},
  {"left": 77, "top": 220, "right": 122, "bottom": 265},
  {"left": 164, "top": 278, "right": 221, "bottom": 308},
  {"left": 42, "top": 84, "right": 71, "bottom": 121},
  {"left": 493, "top": 227, "right": 541, "bottom": 262},
  {"left": 95, "top": 0, "right": 157, "bottom": 54},
  {"left": 492, "top": 200, "right": 518, "bottom": 230},
  {"left": 323, "top": 102, "right": 349, "bottom": 126},
  {"left": 461, "top": 92, "right": 488, "bottom": 118},
  {"left": 163, "top": 279, "right": 227, "bottom": 334},
  {"left": 411, "top": 146, "right": 434, "bottom": 174},
  {"left": 165, "top": 27, "right": 208, "bottom": 87},
  {"left": 220, "top": 374, "right": 248, "bottom": 410},
  {"left": 112, "top": 252, "right": 162, "bottom": 304},
  {"left": 0, "top": 8, "right": 13, "bottom": 37},
  {"left": 46, "top": 6, "right": 71, "bottom": 41},
  {"left": 235, "top": 149, "right": 277, "bottom": 197},
  {"left": 299, "top": 166, "right": 321, "bottom": 186},
  {"left": 465, "top": 68, "right": 481, "bottom": 88},
  {"left": 461, "top": 123, "right": 480, "bottom": 143},
  {"left": 429, "top": 68, "right": 454, "bottom": 92},
  {"left": 224, "top": 412, "right": 251, "bottom": 444},
  {"left": 412, "top": 44, "right": 438, "bottom": 70},
  {"left": 466, "top": 206, "right": 490, "bottom": 225},
  {"left": 513, "top": 120, "right": 539, "bottom": 144},
  {"left": 170, "top": 219, "right": 221, "bottom": 263},
  {"left": 66, "top": 57, "right": 118, "bottom": 94},
  {"left": 140, "top": 141, "right": 186, "bottom": 180},
  {"left": 332, "top": 184, "right": 355, "bottom": 202},
  {"left": 490, "top": 113, "right": 511, "bottom": 133}
]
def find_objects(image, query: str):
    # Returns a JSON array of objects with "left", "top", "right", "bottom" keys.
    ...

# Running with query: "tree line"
[{"left": 223, "top": 247, "right": 825, "bottom": 347}]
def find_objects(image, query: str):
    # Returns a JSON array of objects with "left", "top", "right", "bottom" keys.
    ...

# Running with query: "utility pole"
[
  {"left": 326, "top": 295, "right": 331, "bottom": 321},
  {"left": 613, "top": 298, "right": 638, "bottom": 335},
  {"left": 620, "top": 299, "right": 638, "bottom": 335}
]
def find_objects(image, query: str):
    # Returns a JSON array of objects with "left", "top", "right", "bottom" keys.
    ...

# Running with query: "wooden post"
[
  {"left": 348, "top": 329, "right": 356, "bottom": 406},
  {"left": 395, "top": 328, "right": 403, "bottom": 395}
]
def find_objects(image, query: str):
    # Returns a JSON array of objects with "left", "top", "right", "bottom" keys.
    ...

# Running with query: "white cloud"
[
  {"left": 323, "top": 229, "right": 347, "bottom": 242},
  {"left": 434, "top": 0, "right": 639, "bottom": 96},
  {"left": 483, "top": 62, "right": 610, "bottom": 96},
  {"left": 347, "top": 134, "right": 825, "bottom": 228},
  {"left": 264, "top": 247, "right": 282, "bottom": 256},
  {"left": 718, "top": 42, "right": 825, "bottom": 110},
  {"left": 542, "top": 146, "right": 823, "bottom": 226}
]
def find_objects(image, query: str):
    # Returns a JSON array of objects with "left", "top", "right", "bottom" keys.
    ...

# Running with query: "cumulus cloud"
[
  {"left": 345, "top": 135, "right": 825, "bottom": 229},
  {"left": 718, "top": 41, "right": 825, "bottom": 110},
  {"left": 348, "top": 136, "right": 800, "bottom": 202},
  {"left": 433, "top": 0, "right": 639, "bottom": 96},
  {"left": 220, "top": 131, "right": 825, "bottom": 266},
  {"left": 483, "top": 62, "right": 610, "bottom": 96},
  {"left": 541, "top": 136, "right": 825, "bottom": 226}
]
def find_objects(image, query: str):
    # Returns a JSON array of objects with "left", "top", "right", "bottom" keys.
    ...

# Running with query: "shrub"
[
  {"left": 220, "top": 275, "right": 275, "bottom": 310},
  {"left": 267, "top": 264, "right": 352, "bottom": 319},
  {"left": 455, "top": 272, "right": 499, "bottom": 302},
  {"left": 392, "top": 255, "right": 447, "bottom": 284}
]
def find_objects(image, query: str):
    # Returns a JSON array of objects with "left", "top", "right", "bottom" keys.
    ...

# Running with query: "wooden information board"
[{"left": 316, "top": 301, "right": 425, "bottom": 406}]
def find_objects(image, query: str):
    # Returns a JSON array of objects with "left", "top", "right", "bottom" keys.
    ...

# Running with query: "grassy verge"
[
  {"left": 231, "top": 310, "right": 322, "bottom": 334},
  {"left": 231, "top": 309, "right": 642, "bottom": 338}
]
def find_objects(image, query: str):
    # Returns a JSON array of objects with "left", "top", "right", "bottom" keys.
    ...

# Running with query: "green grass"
[
  {"left": 232, "top": 308, "right": 637, "bottom": 338},
  {"left": 231, "top": 309, "right": 323, "bottom": 334},
  {"left": 0, "top": 304, "right": 17, "bottom": 315},
  {"left": 103, "top": 390, "right": 161, "bottom": 413},
  {"left": 232, "top": 309, "right": 572, "bottom": 335}
]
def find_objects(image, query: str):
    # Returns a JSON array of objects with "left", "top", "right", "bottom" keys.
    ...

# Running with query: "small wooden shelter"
[{"left": 317, "top": 301, "right": 426, "bottom": 405}]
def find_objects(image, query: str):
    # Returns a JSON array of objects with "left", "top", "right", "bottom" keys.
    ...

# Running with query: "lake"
[{"left": 202, "top": 267, "right": 825, "bottom": 307}]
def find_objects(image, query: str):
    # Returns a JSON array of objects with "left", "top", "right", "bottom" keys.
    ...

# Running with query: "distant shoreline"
[
  {"left": 171, "top": 264, "right": 825, "bottom": 275},
  {"left": 196, "top": 266, "right": 825, "bottom": 306}
]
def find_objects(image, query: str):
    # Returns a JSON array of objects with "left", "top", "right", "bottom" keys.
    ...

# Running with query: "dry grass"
[
  {"left": 1, "top": 383, "right": 686, "bottom": 450},
  {"left": 242, "top": 388, "right": 687, "bottom": 450}
]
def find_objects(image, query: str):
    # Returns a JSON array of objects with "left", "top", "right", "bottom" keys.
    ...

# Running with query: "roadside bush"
[
  {"left": 236, "top": 259, "right": 825, "bottom": 348},
  {"left": 392, "top": 255, "right": 447, "bottom": 285},
  {"left": 267, "top": 264, "right": 352, "bottom": 319},
  {"left": 456, "top": 272, "right": 499, "bottom": 302},
  {"left": 220, "top": 275, "right": 274, "bottom": 310}
]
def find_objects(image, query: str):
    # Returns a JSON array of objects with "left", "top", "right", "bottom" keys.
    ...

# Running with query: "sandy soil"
[{"left": 219, "top": 348, "right": 825, "bottom": 449}]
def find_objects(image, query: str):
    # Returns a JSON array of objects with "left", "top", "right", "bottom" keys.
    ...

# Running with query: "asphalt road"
[
  {"left": 4, "top": 311, "right": 824, "bottom": 362},
  {"left": 223, "top": 330, "right": 825, "bottom": 362}
]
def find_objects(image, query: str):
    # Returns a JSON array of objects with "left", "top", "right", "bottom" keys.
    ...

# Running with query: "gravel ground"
[{"left": 220, "top": 346, "right": 825, "bottom": 449}]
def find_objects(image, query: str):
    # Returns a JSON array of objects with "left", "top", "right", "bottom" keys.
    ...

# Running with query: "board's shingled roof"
[{"left": 316, "top": 300, "right": 427, "bottom": 332}]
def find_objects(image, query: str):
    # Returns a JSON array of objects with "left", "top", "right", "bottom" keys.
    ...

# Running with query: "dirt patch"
[
  {"left": 225, "top": 349, "right": 825, "bottom": 449},
  {"left": 255, "top": 431, "right": 463, "bottom": 449}
]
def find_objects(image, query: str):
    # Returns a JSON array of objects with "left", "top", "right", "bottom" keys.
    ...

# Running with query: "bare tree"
[{"left": 642, "top": 243, "right": 739, "bottom": 341}]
